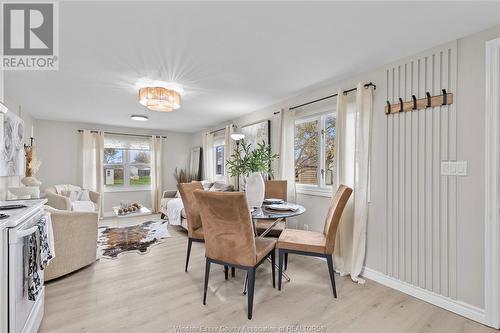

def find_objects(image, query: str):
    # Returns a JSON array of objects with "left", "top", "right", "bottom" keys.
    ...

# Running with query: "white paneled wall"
[{"left": 385, "top": 42, "right": 457, "bottom": 299}]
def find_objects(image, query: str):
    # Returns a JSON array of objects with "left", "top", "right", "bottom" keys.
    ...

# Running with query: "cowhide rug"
[{"left": 98, "top": 220, "right": 171, "bottom": 259}]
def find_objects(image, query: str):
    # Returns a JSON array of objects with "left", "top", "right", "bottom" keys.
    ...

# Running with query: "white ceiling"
[{"left": 5, "top": 1, "right": 500, "bottom": 133}]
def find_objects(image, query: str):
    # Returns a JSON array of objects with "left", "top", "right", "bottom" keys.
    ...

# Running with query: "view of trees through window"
[
  {"left": 294, "top": 113, "right": 336, "bottom": 189},
  {"left": 294, "top": 120, "right": 319, "bottom": 185},
  {"left": 104, "top": 148, "right": 151, "bottom": 188},
  {"left": 324, "top": 115, "right": 336, "bottom": 185}
]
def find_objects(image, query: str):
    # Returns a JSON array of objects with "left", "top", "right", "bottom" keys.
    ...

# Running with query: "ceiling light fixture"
[
  {"left": 131, "top": 114, "right": 149, "bottom": 121},
  {"left": 138, "top": 86, "right": 181, "bottom": 112}
]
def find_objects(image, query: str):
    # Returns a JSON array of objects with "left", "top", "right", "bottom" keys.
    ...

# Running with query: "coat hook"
[
  {"left": 399, "top": 98, "right": 404, "bottom": 113},
  {"left": 412, "top": 95, "right": 417, "bottom": 110},
  {"left": 442, "top": 89, "right": 447, "bottom": 105},
  {"left": 426, "top": 92, "right": 432, "bottom": 108},
  {"left": 386, "top": 101, "right": 391, "bottom": 114}
]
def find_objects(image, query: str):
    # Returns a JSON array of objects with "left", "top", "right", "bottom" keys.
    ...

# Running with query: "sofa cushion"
[
  {"left": 54, "top": 184, "right": 81, "bottom": 195},
  {"left": 61, "top": 190, "right": 79, "bottom": 202},
  {"left": 209, "top": 182, "right": 234, "bottom": 192},
  {"left": 71, "top": 201, "right": 96, "bottom": 212},
  {"left": 200, "top": 180, "right": 214, "bottom": 191},
  {"left": 61, "top": 189, "right": 91, "bottom": 203}
]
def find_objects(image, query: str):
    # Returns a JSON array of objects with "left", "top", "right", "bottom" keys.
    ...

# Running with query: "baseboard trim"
[{"left": 361, "top": 267, "right": 487, "bottom": 326}]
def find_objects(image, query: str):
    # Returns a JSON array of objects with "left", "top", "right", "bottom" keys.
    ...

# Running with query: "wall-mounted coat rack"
[{"left": 385, "top": 89, "right": 453, "bottom": 115}]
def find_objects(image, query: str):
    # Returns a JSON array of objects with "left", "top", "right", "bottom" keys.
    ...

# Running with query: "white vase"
[
  {"left": 245, "top": 172, "right": 265, "bottom": 209},
  {"left": 21, "top": 176, "right": 42, "bottom": 187}
]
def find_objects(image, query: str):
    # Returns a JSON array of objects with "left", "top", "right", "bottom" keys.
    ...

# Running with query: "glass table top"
[{"left": 251, "top": 203, "right": 306, "bottom": 220}]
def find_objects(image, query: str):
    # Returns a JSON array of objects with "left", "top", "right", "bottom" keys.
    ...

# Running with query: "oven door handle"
[{"left": 9, "top": 225, "right": 38, "bottom": 243}]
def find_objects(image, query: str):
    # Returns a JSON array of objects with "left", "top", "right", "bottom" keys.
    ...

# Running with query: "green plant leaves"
[{"left": 225, "top": 139, "right": 279, "bottom": 178}]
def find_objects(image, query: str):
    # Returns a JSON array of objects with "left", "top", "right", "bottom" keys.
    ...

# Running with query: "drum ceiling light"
[{"left": 138, "top": 87, "right": 181, "bottom": 112}]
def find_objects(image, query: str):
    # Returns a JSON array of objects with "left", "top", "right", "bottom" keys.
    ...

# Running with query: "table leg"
[{"left": 241, "top": 218, "right": 290, "bottom": 295}]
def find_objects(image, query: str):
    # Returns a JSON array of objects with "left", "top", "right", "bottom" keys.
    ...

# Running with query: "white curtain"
[
  {"left": 151, "top": 135, "right": 163, "bottom": 213},
  {"left": 278, "top": 108, "right": 296, "bottom": 202},
  {"left": 202, "top": 131, "right": 215, "bottom": 182},
  {"left": 271, "top": 110, "right": 282, "bottom": 179},
  {"left": 81, "top": 130, "right": 104, "bottom": 217},
  {"left": 224, "top": 125, "right": 236, "bottom": 186},
  {"left": 333, "top": 82, "right": 374, "bottom": 283}
]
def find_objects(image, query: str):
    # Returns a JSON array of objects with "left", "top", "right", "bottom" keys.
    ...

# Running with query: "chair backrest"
[
  {"left": 323, "top": 185, "right": 353, "bottom": 255},
  {"left": 193, "top": 190, "right": 257, "bottom": 266},
  {"left": 264, "top": 180, "right": 287, "bottom": 201},
  {"left": 177, "top": 182, "right": 204, "bottom": 238}
]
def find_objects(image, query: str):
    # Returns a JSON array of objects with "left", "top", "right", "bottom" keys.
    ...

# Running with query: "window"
[
  {"left": 213, "top": 136, "right": 225, "bottom": 181},
  {"left": 294, "top": 113, "right": 336, "bottom": 196},
  {"left": 215, "top": 145, "right": 225, "bottom": 176},
  {"left": 104, "top": 135, "right": 151, "bottom": 191}
]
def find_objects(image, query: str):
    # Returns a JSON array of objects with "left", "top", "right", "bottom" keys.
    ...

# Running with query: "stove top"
[{"left": 0, "top": 199, "right": 47, "bottom": 229}]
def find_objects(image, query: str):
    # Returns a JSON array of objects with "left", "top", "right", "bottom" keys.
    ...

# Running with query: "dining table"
[{"left": 240, "top": 201, "right": 306, "bottom": 294}]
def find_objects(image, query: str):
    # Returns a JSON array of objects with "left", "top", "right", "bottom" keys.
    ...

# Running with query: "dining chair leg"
[
  {"left": 185, "top": 238, "right": 193, "bottom": 272},
  {"left": 247, "top": 268, "right": 256, "bottom": 320},
  {"left": 242, "top": 273, "right": 248, "bottom": 295},
  {"left": 284, "top": 252, "right": 288, "bottom": 271},
  {"left": 224, "top": 265, "right": 229, "bottom": 280},
  {"left": 203, "top": 259, "right": 211, "bottom": 305},
  {"left": 231, "top": 267, "right": 235, "bottom": 277},
  {"left": 278, "top": 249, "right": 284, "bottom": 291},
  {"left": 326, "top": 255, "right": 337, "bottom": 298},
  {"left": 270, "top": 251, "right": 276, "bottom": 288}
]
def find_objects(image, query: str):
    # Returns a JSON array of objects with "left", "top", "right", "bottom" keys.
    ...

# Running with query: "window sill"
[
  {"left": 104, "top": 187, "right": 151, "bottom": 193},
  {"left": 296, "top": 185, "right": 333, "bottom": 198}
]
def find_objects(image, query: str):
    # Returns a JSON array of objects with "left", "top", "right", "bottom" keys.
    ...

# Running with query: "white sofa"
[
  {"left": 160, "top": 181, "right": 234, "bottom": 230},
  {"left": 45, "top": 185, "right": 100, "bottom": 213}
]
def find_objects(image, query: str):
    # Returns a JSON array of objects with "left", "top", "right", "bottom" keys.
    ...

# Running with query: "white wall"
[
  {"left": 192, "top": 25, "right": 500, "bottom": 312},
  {"left": 34, "top": 119, "right": 192, "bottom": 214}
]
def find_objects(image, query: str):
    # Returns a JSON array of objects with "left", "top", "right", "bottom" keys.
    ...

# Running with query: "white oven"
[{"left": 7, "top": 207, "right": 45, "bottom": 333}]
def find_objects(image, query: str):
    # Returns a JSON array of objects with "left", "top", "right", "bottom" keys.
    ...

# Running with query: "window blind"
[{"left": 104, "top": 134, "right": 150, "bottom": 150}]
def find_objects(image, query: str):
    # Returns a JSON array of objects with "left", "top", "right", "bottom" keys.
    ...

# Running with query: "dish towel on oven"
[{"left": 25, "top": 214, "right": 55, "bottom": 301}]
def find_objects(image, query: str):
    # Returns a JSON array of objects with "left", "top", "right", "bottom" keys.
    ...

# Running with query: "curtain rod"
[
  {"left": 208, "top": 124, "right": 236, "bottom": 135},
  {"left": 289, "top": 82, "right": 376, "bottom": 111},
  {"left": 77, "top": 129, "right": 167, "bottom": 139}
]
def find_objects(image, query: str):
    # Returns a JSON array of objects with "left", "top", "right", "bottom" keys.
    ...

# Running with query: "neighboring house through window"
[
  {"left": 294, "top": 112, "right": 336, "bottom": 196},
  {"left": 103, "top": 134, "right": 152, "bottom": 191}
]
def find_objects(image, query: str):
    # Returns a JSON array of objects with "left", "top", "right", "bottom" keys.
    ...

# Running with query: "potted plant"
[
  {"left": 226, "top": 140, "right": 278, "bottom": 208},
  {"left": 173, "top": 167, "right": 194, "bottom": 184}
]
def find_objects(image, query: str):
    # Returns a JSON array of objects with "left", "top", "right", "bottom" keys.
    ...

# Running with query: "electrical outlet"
[
  {"left": 449, "top": 162, "right": 457, "bottom": 175},
  {"left": 441, "top": 161, "right": 468, "bottom": 176},
  {"left": 441, "top": 161, "right": 450, "bottom": 175},
  {"left": 303, "top": 224, "right": 309, "bottom": 231},
  {"left": 456, "top": 161, "right": 468, "bottom": 176}
]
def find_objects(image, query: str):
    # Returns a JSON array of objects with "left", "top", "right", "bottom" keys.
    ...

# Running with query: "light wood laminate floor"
[{"left": 39, "top": 215, "right": 495, "bottom": 333}]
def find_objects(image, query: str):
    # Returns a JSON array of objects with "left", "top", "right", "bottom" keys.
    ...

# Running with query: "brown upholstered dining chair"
[
  {"left": 256, "top": 180, "right": 287, "bottom": 237},
  {"left": 177, "top": 182, "right": 205, "bottom": 272},
  {"left": 277, "top": 185, "right": 352, "bottom": 298},
  {"left": 193, "top": 190, "right": 276, "bottom": 320}
]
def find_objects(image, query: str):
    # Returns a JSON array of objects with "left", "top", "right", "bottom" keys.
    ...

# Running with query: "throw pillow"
[
  {"left": 79, "top": 189, "right": 91, "bottom": 201},
  {"left": 209, "top": 182, "right": 234, "bottom": 192},
  {"left": 61, "top": 190, "right": 79, "bottom": 202},
  {"left": 201, "top": 180, "right": 214, "bottom": 191}
]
